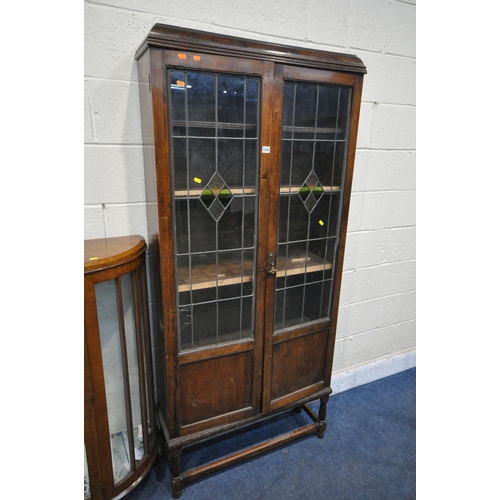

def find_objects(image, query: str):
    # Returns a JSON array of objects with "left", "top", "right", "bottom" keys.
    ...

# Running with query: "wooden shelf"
[
  {"left": 177, "top": 252, "right": 331, "bottom": 293},
  {"left": 282, "top": 125, "right": 343, "bottom": 134},
  {"left": 175, "top": 188, "right": 256, "bottom": 198},
  {"left": 171, "top": 120, "right": 343, "bottom": 138},
  {"left": 177, "top": 257, "right": 253, "bottom": 292},
  {"left": 172, "top": 122, "right": 342, "bottom": 135},
  {"left": 172, "top": 119, "right": 257, "bottom": 131},
  {"left": 279, "top": 186, "right": 340, "bottom": 194},
  {"left": 173, "top": 186, "right": 339, "bottom": 198},
  {"left": 276, "top": 253, "right": 332, "bottom": 278}
]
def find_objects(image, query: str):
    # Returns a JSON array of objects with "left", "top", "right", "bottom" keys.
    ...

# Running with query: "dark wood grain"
[
  {"left": 182, "top": 421, "right": 318, "bottom": 485},
  {"left": 135, "top": 23, "right": 365, "bottom": 497},
  {"left": 179, "top": 351, "right": 254, "bottom": 426},
  {"left": 167, "top": 387, "right": 332, "bottom": 451},
  {"left": 84, "top": 334, "right": 104, "bottom": 500},
  {"left": 148, "top": 46, "right": 181, "bottom": 438},
  {"left": 84, "top": 275, "right": 115, "bottom": 498},
  {"left": 136, "top": 24, "right": 367, "bottom": 75},
  {"left": 270, "top": 330, "right": 328, "bottom": 401}
]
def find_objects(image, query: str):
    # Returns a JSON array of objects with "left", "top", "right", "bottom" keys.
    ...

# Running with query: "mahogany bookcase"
[{"left": 135, "top": 24, "right": 366, "bottom": 497}]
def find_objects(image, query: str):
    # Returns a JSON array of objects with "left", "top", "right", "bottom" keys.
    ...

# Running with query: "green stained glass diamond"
[
  {"left": 298, "top": 185, "right": 310, "bottom": 202},
  {"left": 299, "top": 170, "right": 324, "bottom": 212},
  {"left": 199, "top": 173, "right": 234, "bottom": 220},
  {"left": 312, "top": 185, "right": 324, "bottom": 200},
  {"left": 219, "top": 186, "right": 233, "bottom": 207},
  {"left": 200, "top": 188, "right": 215, "bottom": 208}
]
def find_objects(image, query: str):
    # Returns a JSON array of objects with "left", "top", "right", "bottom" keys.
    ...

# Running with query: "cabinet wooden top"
[
  {"left": 84, "top": 235, "right": 146, "bottom": 274},
  {"left": 135, "top": 24, "right": 366, "bottom": 75}
]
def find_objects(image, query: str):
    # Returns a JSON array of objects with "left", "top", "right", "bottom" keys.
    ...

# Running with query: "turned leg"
[
  {"left": 167, "top": 448, "right": 183, "bottom": 498},
  {"left": 317, "top": 395, "right": 329, "bottom": 439}
]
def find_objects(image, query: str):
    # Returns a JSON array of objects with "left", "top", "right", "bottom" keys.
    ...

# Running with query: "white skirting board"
[{"left": 331, "top": 350, "right": 416, "bottom": 395}]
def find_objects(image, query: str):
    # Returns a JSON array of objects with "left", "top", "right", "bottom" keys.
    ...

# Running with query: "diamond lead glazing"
[
  {"left": 199, "top": 172, "right": 234, "bottom": 221},
  {"left": 299, "top": 170, "right": 324, "bottom": 213}
]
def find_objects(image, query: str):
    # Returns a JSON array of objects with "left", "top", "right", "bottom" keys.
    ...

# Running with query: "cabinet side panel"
[
  {"left": 137, "top": 49, "right": 168, "bottom": 425},
  {"left": 137, "top": 48, "right": 159, "bottom": 245},
  {"left": 324, "top": 74, "right": 365, "bottom": 385}
]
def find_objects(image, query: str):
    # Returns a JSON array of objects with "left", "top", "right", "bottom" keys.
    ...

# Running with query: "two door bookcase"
[{"left": 136, "top": 24, "right": 365, "bottom": 498}]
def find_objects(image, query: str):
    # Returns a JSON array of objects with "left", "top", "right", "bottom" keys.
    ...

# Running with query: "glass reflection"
[
  {"left": 84, "top": 446, "right": 90, "bottom": 498},
  {"left": 95, "top": 275, "right": 145, "bottom": 485}
]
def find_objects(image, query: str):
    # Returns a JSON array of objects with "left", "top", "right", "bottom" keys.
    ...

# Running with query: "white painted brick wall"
[{"left": 84, "top": 0, "right": 416, "bottom": 378}]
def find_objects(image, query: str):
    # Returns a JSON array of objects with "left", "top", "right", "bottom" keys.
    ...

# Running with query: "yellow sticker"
[
  {"left": 319, "top": 220, "right": 324, "bottom": 226},
  {"left": 193, "top": 177, "right": 202, "bottom": 184},
  {"left": 89, "top": 257, "right": 99, "bottom": 261}
]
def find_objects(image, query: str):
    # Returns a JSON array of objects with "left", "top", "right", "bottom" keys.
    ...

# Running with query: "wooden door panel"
[
  {"left": 270, "top": 330, "right": 328, "bottom": 402},
  {"left": 261, "top": 63, "right": 361, "bottom": 412},
  {"left": 179, "top": 351, "right": 254, "bottom": 428}
]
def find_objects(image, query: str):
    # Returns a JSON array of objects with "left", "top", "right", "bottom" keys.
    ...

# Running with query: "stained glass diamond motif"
[
  {"left": 208, "top": 197, "right": 225, "bottom": 220},
  {"left": 199, "top": 172, "right": 234, "bottom": 221},
  {"left": 209, "top": 172, "right": 225, "bottom": 195},
  {"left": 306, "top": 171, "right": 319, "bottom": 190},
  {"left": 299, "top": 171, "right": 324, "bottom": 213}
]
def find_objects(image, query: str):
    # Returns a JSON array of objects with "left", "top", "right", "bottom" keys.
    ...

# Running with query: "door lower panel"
[
  {"left": 270, "top": 329, "right": 328, "bottom": 402},
  {"left": 179, "top": 351, "right": 254, "bottom": 427}
]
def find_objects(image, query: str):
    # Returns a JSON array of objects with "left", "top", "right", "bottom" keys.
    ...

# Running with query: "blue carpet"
[{"left": 125, "top": 368, "right": 416, "bottom": 499}]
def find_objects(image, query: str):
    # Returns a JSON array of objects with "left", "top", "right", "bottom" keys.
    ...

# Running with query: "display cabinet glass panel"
[
  {"left": 84, "top": 236, "right": 159, "bottom": 500},
  {"left": 169, "top": 69, "right": 260, "bottom": 352},
  {"left": 274, "top": 82, "right": 351, "bottom": 333}
]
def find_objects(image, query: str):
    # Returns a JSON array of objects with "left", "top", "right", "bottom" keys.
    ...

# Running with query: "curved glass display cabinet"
[
  {"left": 84, "top": 236, "right": 158, "bottom": 500},
  {"left": 135, "top": 24, "right": 366, "bottom": 498}
]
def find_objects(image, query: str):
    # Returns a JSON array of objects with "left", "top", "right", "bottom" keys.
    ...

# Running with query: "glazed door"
[
  {"left": 165, "top": 52, "right": 272, "bottom": 435},
  {"left": 262, "top": 65, "right": 359, "bottom": 412}
]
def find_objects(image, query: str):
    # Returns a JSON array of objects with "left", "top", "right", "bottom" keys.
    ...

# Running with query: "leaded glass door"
[
  {"left": 262, "top": 65, "right": 356, "bottom": 412},
  {"left": 164, "top": 53, "right": 271, "bottom": 432}
]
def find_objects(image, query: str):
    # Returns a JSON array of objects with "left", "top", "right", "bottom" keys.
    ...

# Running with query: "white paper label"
[{"left": 262, "top": 146, "right": 271, "bottom": 153}]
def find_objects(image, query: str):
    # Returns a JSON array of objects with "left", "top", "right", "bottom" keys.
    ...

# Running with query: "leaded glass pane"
[
  {"left": 169, "top": 69, "right": 260, "bottom": 350},
  {"left": 275, "top": 81, "right": 351, "bottom": 333},
  {"left": 187, "top": 72, "right": 215, "bottom": 130},
  {"left": 218, "top": 76, "right": 245, "bottom": 125},
  {"left": 172, "top": 139, "right": 187, "bottom": 191}
]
